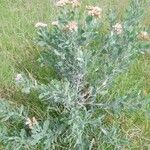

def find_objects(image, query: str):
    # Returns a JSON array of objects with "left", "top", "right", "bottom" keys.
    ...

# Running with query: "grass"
[
  {"left": 0, "top": 0, "right": 150, "bottom": 149},
  {"left": 0, "top": 0, "right": 55, "bottom": 92}
]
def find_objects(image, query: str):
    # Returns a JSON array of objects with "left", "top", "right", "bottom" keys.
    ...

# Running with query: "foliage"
[{"left": 0, "top": 0, "right": 150, "bottom": 149}]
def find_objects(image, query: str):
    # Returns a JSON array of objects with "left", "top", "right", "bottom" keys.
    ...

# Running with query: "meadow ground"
[{"left": 0, "top": 0, "right": 150, "bottom": 149}]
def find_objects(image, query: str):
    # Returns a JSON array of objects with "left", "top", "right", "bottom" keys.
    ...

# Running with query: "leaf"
[{"left": 85, "top": 16, "right": 93, "bottom": 24}]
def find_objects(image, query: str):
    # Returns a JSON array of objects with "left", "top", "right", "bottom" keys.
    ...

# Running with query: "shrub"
[{"left": 0, "top": 0, "right": 150, "bottom": 149}]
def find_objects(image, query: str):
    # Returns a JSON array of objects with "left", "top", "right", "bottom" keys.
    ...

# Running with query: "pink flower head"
[
  {"left": 112, "top": 23, "right": 123, "bottom": 35},
  {"left": 66, "top": 21, "right": 78, "bottom": 32},
  {"left": 70, "top": 0, "right": 80, "bottom": 8},
  {"left": 35, "top": 22, "right": 47, "bottom": 28},
  {"left": 86, "top": 6, "right": 102, "bottom": 18}
]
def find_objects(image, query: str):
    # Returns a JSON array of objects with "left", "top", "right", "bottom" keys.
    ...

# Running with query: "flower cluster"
[
  {"left": 25, "top": 117, "right": 38, "bottom": 129},
  {"left": 35, "top": 22, "right": 47, "bottom": 28},
  {"left": 139, "top": 31, "right": 150, "bottom": 40},
  {"left": 112, "top": 23, "right": 123, "bottom": 35},
  {"left": 56, "top": 0, "right": 70, "bottom": 7},
  {"left": 70, "top": 0, "right": 80, "bottom": 8},
  {"left": 56, "top": 0, "right": 80, "bottom": 8},
  {"left": 65, "top": 21, "right": 78, "bottom": 32},
  {"left": 52, "top": 21, "right": 59, "bottom": 26},
  {"left": 86, "top": 6, "right": 102, "bottom": 18}
]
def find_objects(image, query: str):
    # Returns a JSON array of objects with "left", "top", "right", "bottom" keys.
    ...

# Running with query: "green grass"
[
  {"left": 0, "top": 0, "right": 150, "bottom": 149},
  {"left": 0, "top": 0, "right": 55, "bottom": 91}
]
